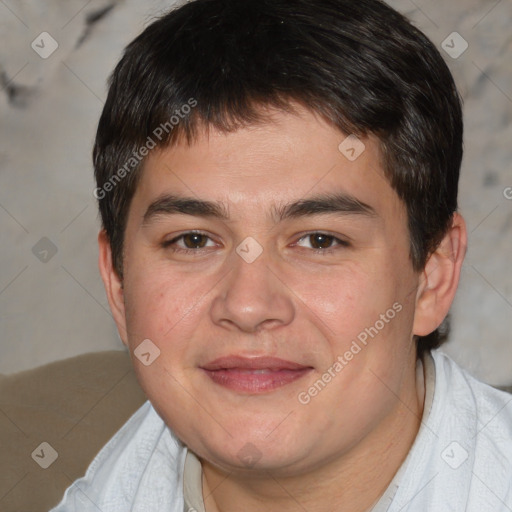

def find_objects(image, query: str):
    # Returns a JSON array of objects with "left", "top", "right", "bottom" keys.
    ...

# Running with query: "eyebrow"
[{"left": 141, "top": 192, "right": 377, "bottom": 227}]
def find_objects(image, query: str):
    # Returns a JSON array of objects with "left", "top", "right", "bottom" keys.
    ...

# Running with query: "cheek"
[
  {"left": 122, "top": 263, "right": 205, "bottom": 353},
  {"left": 286, "top": 264, "right": 394, "bottom": 343},
  {"left": 121, "top": 267, "right": 208, "bottom": 412}
]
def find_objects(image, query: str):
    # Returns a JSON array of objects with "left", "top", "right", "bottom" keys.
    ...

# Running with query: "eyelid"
[{"left": 294, "top": 229, "right": 351, "bottom": 242}]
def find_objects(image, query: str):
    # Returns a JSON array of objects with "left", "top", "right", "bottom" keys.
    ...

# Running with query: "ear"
[
  {"left": 413, "top": 213, "right": 467, "bottom": 337},
  {"left": 98, "top": 229, "right": 129, "bottom": 347}
]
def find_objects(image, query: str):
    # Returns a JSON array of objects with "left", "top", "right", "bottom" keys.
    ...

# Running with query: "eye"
[
  {"left": 295, "top": 232, "right": 349, "bottom": 253},
  {"left": 161, "top": 231, "right": 217, "bottom": 253},
  {"left": 161, "top": 230, "right": 350, "bottom": 256}
]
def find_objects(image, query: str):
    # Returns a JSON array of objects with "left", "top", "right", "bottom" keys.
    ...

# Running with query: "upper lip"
[{"left": 200, "top": 356, "right": 311, "bottom": 371}]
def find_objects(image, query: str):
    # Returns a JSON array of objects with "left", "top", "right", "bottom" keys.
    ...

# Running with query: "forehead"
[{"left": 129, "top": 106, "right": 405, "bottom": 228}]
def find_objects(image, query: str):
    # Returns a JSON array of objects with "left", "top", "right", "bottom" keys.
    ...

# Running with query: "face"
[{"left": 105, "top": 106, "right": 424, "bottom": 477}]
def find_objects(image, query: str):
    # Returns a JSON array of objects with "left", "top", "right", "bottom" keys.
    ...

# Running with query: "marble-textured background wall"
[{"left": 1, "top": 0, "right": 511, "bottom": 384}]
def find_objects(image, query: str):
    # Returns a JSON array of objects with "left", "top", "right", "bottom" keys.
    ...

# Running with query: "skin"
[{"left": 98, "top": 104, "right": 467, "bottom": 512}]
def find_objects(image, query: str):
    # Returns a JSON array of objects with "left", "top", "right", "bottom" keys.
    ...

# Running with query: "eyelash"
[{"left": 161, "top": 230, "right": 350, "bottom": 255}]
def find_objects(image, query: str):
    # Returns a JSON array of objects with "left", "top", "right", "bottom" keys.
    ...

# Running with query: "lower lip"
[{"left": 201, "top": 368, "right": 312, "bottom": 393}]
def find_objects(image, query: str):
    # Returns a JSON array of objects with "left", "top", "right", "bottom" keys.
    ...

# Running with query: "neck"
[{"left": 202, "top": 354, "right": 426, "bottom": 512}]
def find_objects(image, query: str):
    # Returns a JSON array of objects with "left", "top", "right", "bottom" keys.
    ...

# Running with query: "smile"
[{"left": 201, "top": 367, "right": 313, "bottom": 392}]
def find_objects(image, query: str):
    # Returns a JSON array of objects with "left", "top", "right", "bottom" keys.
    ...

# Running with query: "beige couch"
[{"left": 0, "top": 350, "right": 147, "bottom": 512}]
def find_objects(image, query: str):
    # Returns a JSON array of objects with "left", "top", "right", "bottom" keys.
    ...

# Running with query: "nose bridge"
[{"left": 210, "top": 241, "right": 295, "bottom": 332}]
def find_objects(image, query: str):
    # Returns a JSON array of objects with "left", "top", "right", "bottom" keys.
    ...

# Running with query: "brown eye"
[
  {"left": 295, "top": 232, "right": 350, "bottom": 253},
  {"left": 161, "top": 231, "right": 216, "bottom": 253},
  {"left": 182, "top": 233, "right": 208, "bottom": 249},
  {"left": 309, "top": 233, "right": 335, "bottom": 249}
]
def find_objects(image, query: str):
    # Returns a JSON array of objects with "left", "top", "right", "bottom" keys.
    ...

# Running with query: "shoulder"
[
  {"left": 85, "top": 399, "right": 172, "bottom": 474},
  {"left": 50, "top": 399, "right": 187, "bottom": 511},
  {"left": 389, "top": 350, "right": 512, "bottom": 510},
  {"left": 431, "top": 349, "right": 512, "bottom": 434},
  {"left": 430, "top": 350, "right": 512, "bottom": 482}
]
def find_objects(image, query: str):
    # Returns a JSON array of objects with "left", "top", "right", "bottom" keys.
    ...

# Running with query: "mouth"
[{"left": 200, "top": 356, "right": 314, "bottom": 393}]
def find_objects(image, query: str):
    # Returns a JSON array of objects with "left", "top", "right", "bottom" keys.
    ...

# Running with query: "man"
[{"left": 50, "top": 0, "right": 512, "bottom": 510}]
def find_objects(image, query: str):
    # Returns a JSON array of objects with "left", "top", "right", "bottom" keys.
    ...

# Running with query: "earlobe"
[
  {"left": 97, "top": 229, "right": 129, "bottom": 346},
  {"left": 413, "top": 213, "right": 467, "bottom": 337}
]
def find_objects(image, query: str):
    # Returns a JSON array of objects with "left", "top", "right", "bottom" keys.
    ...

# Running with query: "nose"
[{"left": 209, "top": 244, "right": 295, "bottom": 333}]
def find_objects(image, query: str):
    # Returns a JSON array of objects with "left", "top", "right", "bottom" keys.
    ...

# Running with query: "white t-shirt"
[{"left": 49, "top": 349, "right": 512, "bottom": 512}]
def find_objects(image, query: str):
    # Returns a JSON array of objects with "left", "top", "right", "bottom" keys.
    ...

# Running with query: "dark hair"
[{"left": 93, "top": 0, "right": 463, "bottom": 355}]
